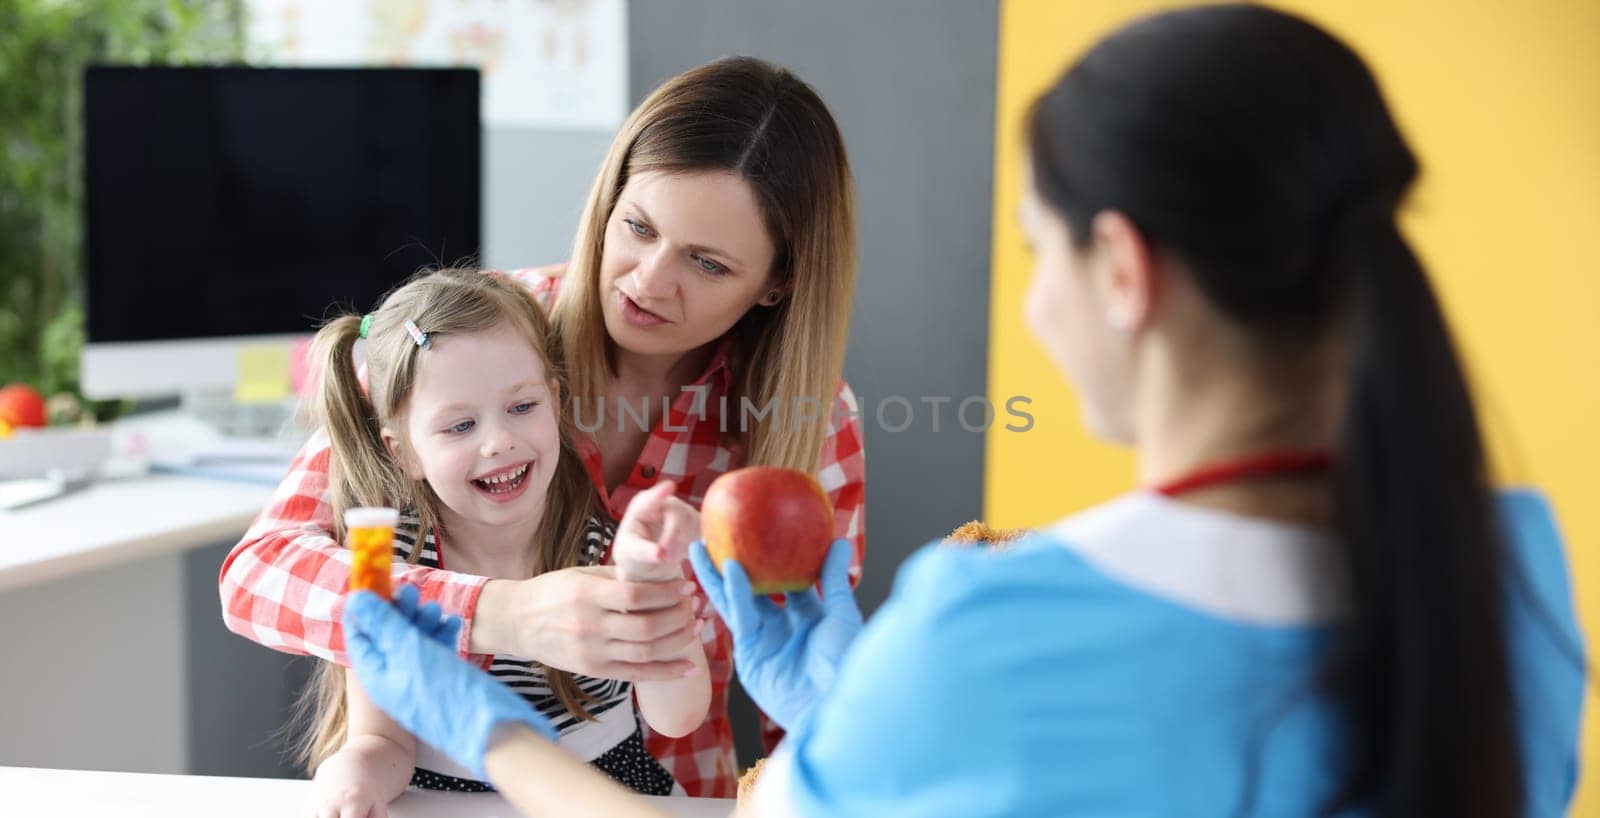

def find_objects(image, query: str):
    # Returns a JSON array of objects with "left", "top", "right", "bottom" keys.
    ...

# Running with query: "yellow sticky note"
[{"left": 235, "top": 345, "right": 292, "bottom": 405}]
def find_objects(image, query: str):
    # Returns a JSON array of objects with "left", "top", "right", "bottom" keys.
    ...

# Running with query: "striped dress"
[{"left": 391, "top": 516, "right": 682, "bottom": 796}]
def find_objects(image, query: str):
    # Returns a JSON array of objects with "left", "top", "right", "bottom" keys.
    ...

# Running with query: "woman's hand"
[
  {"left": 476, "top": 565, "right": 702, "bottom": 680},
  {"left": 469, "top": 481, "right": 702, "bottom": 678},
  {"left": 688, "top": 539, "right": 863, "bottom": 731},
  {"left": 614, "top": 480, "right": 702, "bottom": 583}
]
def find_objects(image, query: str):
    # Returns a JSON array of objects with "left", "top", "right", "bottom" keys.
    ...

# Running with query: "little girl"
[{"left": 294, "top": 268, "right": 710, "bottom": 815}]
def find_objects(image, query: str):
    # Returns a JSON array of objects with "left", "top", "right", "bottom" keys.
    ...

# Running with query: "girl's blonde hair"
[
  {"left": 554, "top": 57, "right": 857, "bottom": 473},
  {"left": 291, "top": 267, "right": 601, "bottom": 773}
]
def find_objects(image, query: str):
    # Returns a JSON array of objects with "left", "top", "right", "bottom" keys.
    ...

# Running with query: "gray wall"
[
  {"left": 186, "top": 541, "right": 313, "bottom": 779},
  {"left": 629, "top": 0, "right": 999, "bottom": 764},
  {"left": 481, "top": 128, "right": 612, "bottom": 270}
]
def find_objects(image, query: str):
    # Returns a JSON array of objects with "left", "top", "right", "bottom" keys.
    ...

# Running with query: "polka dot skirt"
[
  {"left": 408, "top": 767, "right": 494, "bottom": 793},
  {"left": 588, "top": 727, "right": 678, "bottom": 795},
  {"left": 408, "top": 726, "right": 677, "bottom": 796}
]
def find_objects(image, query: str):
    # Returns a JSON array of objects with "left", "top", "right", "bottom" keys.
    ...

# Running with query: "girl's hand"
[
  {"left": 614, "top": 480, "right": 702, "bottom": 583},
  {"left": 308, "top": 745, "right": 396, "bottom": 818}
]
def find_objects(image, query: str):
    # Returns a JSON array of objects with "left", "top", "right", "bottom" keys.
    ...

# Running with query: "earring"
[{"left": 763, "top": 290, "right": 782, "bottom": 306}]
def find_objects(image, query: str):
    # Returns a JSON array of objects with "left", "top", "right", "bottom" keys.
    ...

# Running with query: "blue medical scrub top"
[{"left": 761, "top": 489, "right": 1585, "bottom": 817}]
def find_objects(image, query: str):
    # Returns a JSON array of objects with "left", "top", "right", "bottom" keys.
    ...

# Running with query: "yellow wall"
[{"left": 986, "top": 0, "right": 1599, "bottom": 812}]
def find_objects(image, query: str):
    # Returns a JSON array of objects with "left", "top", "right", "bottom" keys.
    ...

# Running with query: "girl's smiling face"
[{"left": 385, "top": 323, "right": 561, "bottom": 531}]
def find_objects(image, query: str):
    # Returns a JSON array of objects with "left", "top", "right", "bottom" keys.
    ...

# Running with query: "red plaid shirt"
[{"left": 218, "top": 267, "right": 867, "bottom": 798}]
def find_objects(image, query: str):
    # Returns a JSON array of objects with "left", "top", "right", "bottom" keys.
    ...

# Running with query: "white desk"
[
  {"left": 0, "top": 766, "right": 735, "bottom": 818},
  {"left": 0, "top": 474, "right": 276, "bottom": 592},
  {"left": 0, "top": 468, "right": 284, "bottom": 776}
]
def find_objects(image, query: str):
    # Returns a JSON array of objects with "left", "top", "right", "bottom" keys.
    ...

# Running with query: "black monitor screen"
[{"left": 85, "top": 66, "right": 481, "bottom": 343}]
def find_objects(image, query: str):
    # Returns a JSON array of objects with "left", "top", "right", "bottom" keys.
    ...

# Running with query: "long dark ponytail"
[{"left": 1027, "top": 6, "right": 1520, "bottom": 816}]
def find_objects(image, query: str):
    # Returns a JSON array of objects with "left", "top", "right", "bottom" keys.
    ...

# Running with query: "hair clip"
[
  {"left": 404, "top": 319, "right": 430, "bottom": 349},
  {"left": 358, "top": 314, "right": 374, "bottom": 339}
]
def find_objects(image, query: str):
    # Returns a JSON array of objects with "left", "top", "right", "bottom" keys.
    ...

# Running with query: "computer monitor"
[{"left": 81, "top": 66, "right": 481, "bottom": 400}]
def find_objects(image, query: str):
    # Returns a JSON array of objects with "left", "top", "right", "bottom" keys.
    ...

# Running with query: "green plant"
[{"left": 0, "top": 0, "right": 244, "bottom": 419}]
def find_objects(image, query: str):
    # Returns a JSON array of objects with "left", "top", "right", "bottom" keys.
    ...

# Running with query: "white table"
[
  {"left": 0, "top": 766, "right": 736, "bottom": 817},
  {"left": 0, "top": 470, "right": 284, "bottom": 775},
  {"left": 0, "top": 473, "right": 275, "bottom": 592}
]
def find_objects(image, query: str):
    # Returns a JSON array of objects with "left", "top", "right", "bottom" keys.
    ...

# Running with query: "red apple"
[
  {"left": 702, "top": 466, "right": 835, "bottom": 594},
  {"left": 0, "top": 384, "right": 48, "bottom": 429}
]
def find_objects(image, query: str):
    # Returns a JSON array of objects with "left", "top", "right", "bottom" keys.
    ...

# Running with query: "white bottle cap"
[{"left": 344, "top": 507, "right": 400, "bottom": 529}]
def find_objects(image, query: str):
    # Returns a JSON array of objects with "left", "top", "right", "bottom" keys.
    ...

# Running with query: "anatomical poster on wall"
[{"left": 246, "top": 0, "right": 628, "bottom": 130}]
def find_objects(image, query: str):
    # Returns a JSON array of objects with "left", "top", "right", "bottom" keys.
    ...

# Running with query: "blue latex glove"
[
  {"left": 688, "top": 538, "right": 863, "bottom": 731},
  {"left": 342, "top": 585, "right": 555, "bottom": 777}
]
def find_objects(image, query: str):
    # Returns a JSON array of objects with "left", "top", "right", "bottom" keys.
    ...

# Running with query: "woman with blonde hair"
[{"left": 221, "top": 56, "right": 867, "bottom": 796}]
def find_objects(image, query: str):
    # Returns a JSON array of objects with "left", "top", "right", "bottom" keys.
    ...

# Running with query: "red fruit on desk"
[
  {"left": 0, "top": 384, "right": 48, "bottom": 429},
  {"left": 702, "top": 466, "right": 835, "bottom": 594}
]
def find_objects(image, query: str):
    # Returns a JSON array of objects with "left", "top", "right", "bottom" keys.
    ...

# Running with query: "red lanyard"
[{"left": 1152, "top": 450, "right": 1333, "bottom": 498}]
